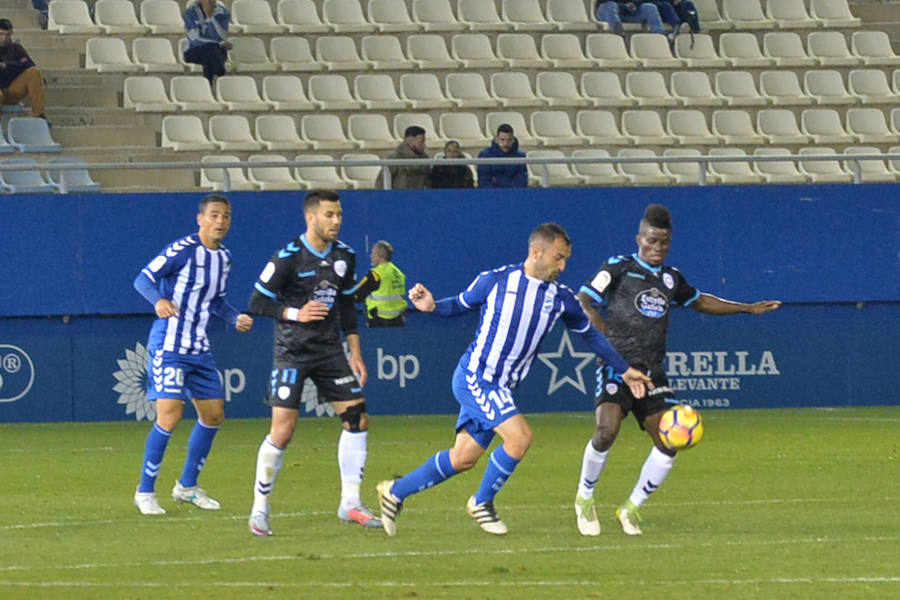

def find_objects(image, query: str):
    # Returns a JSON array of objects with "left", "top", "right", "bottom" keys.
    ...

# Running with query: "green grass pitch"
[{"left": 1, "top": 407, "right": 898, "bottom": 599}]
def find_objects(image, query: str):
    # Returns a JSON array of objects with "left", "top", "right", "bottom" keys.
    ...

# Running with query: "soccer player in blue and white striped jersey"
[
  {"left": 132, "top": 194, "right": 253, "bottom": 516},
  {"left": 376, "top": 223, "right": 651, "bottom": 536}
]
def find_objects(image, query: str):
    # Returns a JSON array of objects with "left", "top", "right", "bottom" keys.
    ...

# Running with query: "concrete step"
[
  {"left": 29, "top": 48, "right": 81, "bottom": 70},
  {"left": 51, "top": 125, "right": 158, "bottom": 147},
  {"left": 852, "top": 3, "right": 900, "bottom": 23},
  {"left": 46, "top": 85, "right": 118, "bottom": 108},
  {"left": 46, "top": 107, "right": 162, "bottom": 128},
  {"left": 4, "top": 8, "right": 40, "bottom": 30}
]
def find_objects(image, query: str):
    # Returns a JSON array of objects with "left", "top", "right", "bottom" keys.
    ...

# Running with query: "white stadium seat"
[
  {"left": 262, "top": 75, "right": 316, "bottom": 111},
  {"left": 140, "top": 0, "right": 183, "bottom": 34},
  {"left": 161, "top": 115, "right": 216, "bottom": 151},
  {"left": 322, "top": 0, "right": 376, "bottom": 32},
  {"left": 216, "top": 75, "right": 268, "bottom": 111},
  {"left": 255, "top": 115, "right": 310, "bottom": 151},
  {"left": 231, "top": 0, "right": 286, "bottom": 33},
  {"left": 208, "top": 115, "right": 264, "bottom": 151}
]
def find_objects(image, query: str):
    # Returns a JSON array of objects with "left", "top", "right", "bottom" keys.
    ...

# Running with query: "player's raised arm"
[{"left": 692, "top": 294, "right": 782, "bottom": 315}]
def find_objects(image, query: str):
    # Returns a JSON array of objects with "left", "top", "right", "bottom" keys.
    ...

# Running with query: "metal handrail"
[{"left": 3, "top": 152, "right": 898, "bottom": 192}]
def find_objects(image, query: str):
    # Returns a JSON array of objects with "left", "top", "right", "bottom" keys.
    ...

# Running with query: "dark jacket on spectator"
[
  {"left": 0, "top": 42, "right": 35, "bottom": 88},
  {"left": 477, "top": 138, "right": 528, "bottom": 188},
  {"left": 429, "top": 163, "right": 474, "bottom": 189}
]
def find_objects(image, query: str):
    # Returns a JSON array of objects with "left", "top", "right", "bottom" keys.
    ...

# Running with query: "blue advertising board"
[
  {"left": 0, "top": 302, "right": 896, "bottom": 423},
  {"left": 1, "top": 184, "right": 897, "bottom": 422}
]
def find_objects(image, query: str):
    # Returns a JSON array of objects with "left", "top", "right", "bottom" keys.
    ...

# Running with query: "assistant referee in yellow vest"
[{"left": 354, "top": 240, "right": 407, "bottom": 328}]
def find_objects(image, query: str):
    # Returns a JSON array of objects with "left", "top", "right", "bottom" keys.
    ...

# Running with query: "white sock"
[
  {"left": 628, "top": 446, "right": 675, "bottom": 508},
  {"left": 338, "top": 430, "right": 367, "bottom": 509},
  {"left": 577, "top": 441, "right": 609, "bottom": 500},
  {"left": 252, "top": 435, "right": 284, "bottom": 515}
]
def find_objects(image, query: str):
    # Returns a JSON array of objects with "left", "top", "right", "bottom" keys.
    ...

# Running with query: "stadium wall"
[{"left": 1, "top": 185, "right": 897, "bottom": 422}]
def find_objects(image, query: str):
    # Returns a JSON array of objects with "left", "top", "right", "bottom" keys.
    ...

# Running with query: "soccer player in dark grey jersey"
[
  {"left": 247, "top": 189, "right": 380, "bottom": 536},
  {"left": 573, "top": 204, "right": 781, "bottom": 536}
]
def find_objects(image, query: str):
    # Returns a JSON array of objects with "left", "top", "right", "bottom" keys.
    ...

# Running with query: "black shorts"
[
  {"left": 594, "top": 364, "right": 675, "bottom": 429},
  {"left": 265, "top": 353, "right": 363, "bottom": 410}
]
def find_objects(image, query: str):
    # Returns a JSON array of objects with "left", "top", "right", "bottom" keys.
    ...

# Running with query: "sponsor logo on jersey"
[
  {"left": 634, "top": 288, "right": 668, "bottom": 318},
  {"left": 591, "top": 270, "right": 611, "bottom": 292},
  {"left": 313, "top": 280, "right": 338, "bottom": 307},
  {"left": 662, "top": 273, "right": 675, "bottom": 289},
  {"left": 334, "top": 259, "right": 347, "bottom": 278}
]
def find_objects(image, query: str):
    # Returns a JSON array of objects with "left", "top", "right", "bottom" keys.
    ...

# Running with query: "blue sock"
[
  {"left": 179, "top": 420, "right": 219, "bottom": 488},
  {"left": 139, "top": 423, "right": 172, "bottom": 493},
  {"left": 392, "top": 450, "right": 457, "bottom": 501},
  {"left": 474, "top": 445, "right": 520, "bottom": 505}
]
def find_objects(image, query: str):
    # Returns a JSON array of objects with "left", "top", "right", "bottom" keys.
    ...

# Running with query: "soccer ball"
[{"left": 658, "top": 405, "right": 704, "bottom": 451}]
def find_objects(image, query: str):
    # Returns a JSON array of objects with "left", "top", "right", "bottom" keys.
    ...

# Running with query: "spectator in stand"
[
  {"left": 183, "top": 0, "right": 232, "bottom": 85},
  {"left": 0, "top": 18, "right": 47, "bottom": 122},
  {"left": 595, "top": 1, "right": 664, "bottom": 36},
  {"left": 429, "top": 140, "right": 474, "bottom": 189},
  {"left": 649, "top": 0, "right": 701, "bottom": 37},
  {"left": 375, "top": 125, "right": 430, "bottom": 190},
  {"left": 477, "top": 124, "right": 527, "bottom": 189}
]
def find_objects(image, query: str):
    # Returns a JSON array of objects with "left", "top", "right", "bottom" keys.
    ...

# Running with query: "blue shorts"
[
  {"left": 146, "top": 348, "right": 224, "bottom": 401},
  {"left": 452, "top": 365, "right": 520, "bottom": 449}
]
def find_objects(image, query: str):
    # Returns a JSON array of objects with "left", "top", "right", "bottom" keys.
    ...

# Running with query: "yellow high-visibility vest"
[{"left": 365, "top": 261, "right": 407, "bottom": 319}]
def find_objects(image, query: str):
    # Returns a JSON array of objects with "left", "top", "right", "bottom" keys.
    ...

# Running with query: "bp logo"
[{"left": 112, "top": 342, "right": 156, "bottom": 421}]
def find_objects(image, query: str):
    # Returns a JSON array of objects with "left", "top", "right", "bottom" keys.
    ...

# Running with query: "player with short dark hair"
[
  {"left": 376, "top": 223, "right": 651, "bottom": 536},
  {"left": 247, "top": 189, "right": 380, "bottom": 536},
  {"left": 133, "top": 194, "right": 253, "bottom": 515},
  {"left": 574, "top": 204, "right": 781, "bottom": 536}
]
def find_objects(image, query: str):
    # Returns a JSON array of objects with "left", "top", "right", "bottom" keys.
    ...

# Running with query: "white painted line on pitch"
[
  {"left": 2, "top": 495, "right": 894, "bottom": 532},
  {"left": 1, "top": 576, "right": 898, "bottom": 589},
  {"left": 1, "top": 534, "right": 897, "bottom": 574}
]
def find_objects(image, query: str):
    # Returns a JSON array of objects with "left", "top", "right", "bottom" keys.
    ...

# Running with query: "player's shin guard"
[
  {"left": 577, "top": 440, "right": 610, "bottom": 499},
  {"left": 139, "top": 423, "right": 172, "bottom": 493},
  {"left": 253, "top": 435, "right": 284, "bottom": 514},
  {"left": 391, "top": 449, "right": 457, "bottom": 500},
  {"left": 338, "top": 430, "right": 368, "bottom": 509},
  {"left": 474, "top": 445, "right": 520, "bottom": 505},
  {"left": 179, "top": 419, "right": 219, "bottom": 488},
  {"left": 628, "top": 446, "right": 675, "bottom": 508}
]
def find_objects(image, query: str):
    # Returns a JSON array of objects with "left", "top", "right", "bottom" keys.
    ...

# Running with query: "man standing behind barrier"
[
  {"left": 133, "top": 194, "right": 253, "bottom": 516},
  {"left": 375, "top": 125, "right": 430, "bottom": 190},
  {"left": 477, "top": 123, "right": 527, "bottom": 189},
  {"left": 0, "top": 19, "right": 47, "bottom": 121},
  {"left": 247, "top": 189, "right": 381, "bottom": 537},
  {"left": 354, "top": 240, "right": 407, "bottom": 328},
  {"left": 573, "top": 204, "right": 781, "bottom": 537}
]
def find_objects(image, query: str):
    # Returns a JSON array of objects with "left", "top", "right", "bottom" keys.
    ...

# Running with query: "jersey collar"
[
  {"left": 300, "top": 234, "right": 332, "bottom": 258},
  {"left": 632, "top": 253, "right": 662, "bottom": 273}
]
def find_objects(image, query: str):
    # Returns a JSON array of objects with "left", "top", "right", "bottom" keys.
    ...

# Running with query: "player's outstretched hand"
[
  {"left": 622, "top": 367, "right": 653, "bottom": 399},
  {"left": 747, "top": 300, "right": 782, "bottom": 314},
  {"left": 408, "top": 283, "right": 436, "bottom": 313},
  {"left": 154, "top": 298, "right": 179, "bottom": 319},
  {"left": 236, "top": 313, "right": 253, "bottom": 332}
]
